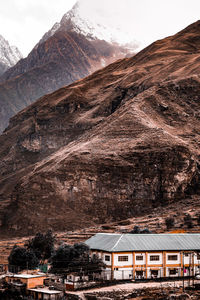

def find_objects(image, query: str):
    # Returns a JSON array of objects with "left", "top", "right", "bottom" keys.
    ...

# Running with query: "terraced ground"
[{"left": 1, "top": 195, "right": 200, "bottom": 264}]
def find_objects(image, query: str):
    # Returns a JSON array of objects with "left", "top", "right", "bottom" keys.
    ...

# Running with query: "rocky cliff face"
[
  {"left": 1, "top": 21, "right": 200, "bottom": 235},
  {"left": 0, "top": 34, "right": 22, "bottom": 76}
]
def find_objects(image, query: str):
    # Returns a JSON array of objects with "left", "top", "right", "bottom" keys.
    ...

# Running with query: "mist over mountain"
[{"left": 39, "top": 1, "right": 139, "bottom": 50}]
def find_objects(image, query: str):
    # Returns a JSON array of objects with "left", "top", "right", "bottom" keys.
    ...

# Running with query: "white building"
[{"left": 85, "top": 233, "right": 200, "bottom": 280}]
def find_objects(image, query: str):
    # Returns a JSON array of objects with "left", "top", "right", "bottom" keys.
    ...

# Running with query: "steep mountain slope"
[
  {"left": 0, "top": 30, "right": 129, "bottom": 133},
  {"left": 0, "top": 34, "right": 22, "bottom": 76},
  {"left": 1, "top": 21, "right": 200, "bottom": 235},
  {"left": 0, "top": 4, "right": 134, "bottom": 134}
]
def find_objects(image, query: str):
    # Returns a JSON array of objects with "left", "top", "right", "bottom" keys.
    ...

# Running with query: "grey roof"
[{"left": 85, "top": 233, "right": 200, "bottom": 252}]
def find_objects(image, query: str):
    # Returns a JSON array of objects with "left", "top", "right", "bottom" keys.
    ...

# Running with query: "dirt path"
[{"left": 68, "top": 279, "right": 189, "bottom": 296}]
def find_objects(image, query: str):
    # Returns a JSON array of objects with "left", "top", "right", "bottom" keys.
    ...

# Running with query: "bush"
[
  {"left": 141, "top": 228, "right": 151, "bottom": 234},
  {"left": 130, "top": 226, "right": 141, "bottom": 234},
  {"left": 184, "top": 214, "right": 193, "bottom": 228},
  {"left": 165, "top": 217, "right": 175, "bottom": 230}
]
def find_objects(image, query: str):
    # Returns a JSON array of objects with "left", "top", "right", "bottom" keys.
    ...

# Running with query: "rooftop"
[
  {"left": 7, "top": 273, "right": 47, "bottom": 279},
  {"left": 85, "top": 233, "right": 200, "bottom": 252},
  {"left": 28, "top": 287, "right": 62, "bottom": 294}
]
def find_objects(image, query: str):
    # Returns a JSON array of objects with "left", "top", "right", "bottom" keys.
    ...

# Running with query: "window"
[
  {"left": 169, "top": 269, "right": 177, "bottom": 275},
  {"left": 151, "top": 270, "right": 158, "bottom": 276},
  {"left": 136, "top": 270, "right": 143, "bottom": 276},
  {"left": 168, "top": 255, "right": 178, "bottom": 261},
  {"left": 136, "top": 255, "right": 143, "bottom": 261},
  {"left": 197, "top": 253, "right": 200, "bottom": 260},
  {"left": 150, "top": 255, "right": 160, "bottom": 261},
  {"left": 118, "top": 256, "right": 128, "bottom": 262},
  {"left": 105, "top": 255, "right": 110, "bottom": 262}
]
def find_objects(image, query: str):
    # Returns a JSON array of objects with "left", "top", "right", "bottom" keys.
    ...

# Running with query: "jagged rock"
[{"left": 0, "top": 34, "right": 22, "bottom": 76}]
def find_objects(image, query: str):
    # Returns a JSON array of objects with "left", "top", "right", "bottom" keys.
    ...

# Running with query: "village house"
[
  {"left": 5, "top": 273, "right": 47, "bottom": 289},
  {"left": 27, "top": 287, "right": 63, "bottom": 299},
  {"left": 65, "top": 273, "right": 90, "bottom": 291},
  {"left": 85, "top": 233, "right": 200, "bottom": 280}
]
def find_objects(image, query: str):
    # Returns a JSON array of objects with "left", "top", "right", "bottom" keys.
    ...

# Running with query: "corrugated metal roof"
[{"left": 85, "top": 233, "right": 200, "bottom": 252}]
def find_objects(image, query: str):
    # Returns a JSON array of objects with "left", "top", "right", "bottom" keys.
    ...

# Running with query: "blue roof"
[{"left": 85, "top": 233, "right": 200, "bottom": 252}]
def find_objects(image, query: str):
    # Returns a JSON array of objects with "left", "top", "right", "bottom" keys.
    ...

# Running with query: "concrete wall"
[{"left": 113, "top": 253, "right": 133, "bottom": 266}]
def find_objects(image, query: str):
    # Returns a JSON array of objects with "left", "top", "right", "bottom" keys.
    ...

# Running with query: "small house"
[
  {"left": 65, "top": 273, "right": 89, "bottom": 291},
  {"left": 5, "top": 273, "right": 47, "bottom": 289},
  {"left": 28, "top": 287, "right": 63, "bottom": 299}
]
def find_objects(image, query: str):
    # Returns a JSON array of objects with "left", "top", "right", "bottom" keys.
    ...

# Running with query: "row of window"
[
  {"left": 136, "top": 255, "right": 179, "bottom": 261},
  {"left": 105, "top": 255, "right": 179, "bottom": 262},
  {"left": 104, "top": 254, "right": 200, "bottom": 262}
]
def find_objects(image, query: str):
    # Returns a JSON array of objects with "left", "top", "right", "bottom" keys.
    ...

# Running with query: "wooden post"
[
  {"left": 183, "top": 251, "right": 185, "bottom": 292},
  {"left": 111, "top": 253, "right": 114, "bottom": 280},
  {"left": 180, "top": 252, "right": 183, "bottom": 277},
  {"left": 163, "top": 251, "right": 166, "bottom": 278},
  {"left": 145, "top": 252, "right": 148, "bottom": 279},
  {"left": 132, "top": 252, "right": 135, "bottom": 280}
]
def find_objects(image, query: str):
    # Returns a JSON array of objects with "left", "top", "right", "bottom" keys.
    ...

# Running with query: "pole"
[
  {"left": 193, "top": 252, "right": 195, "bottom": 287},
  {"left": 183, "top": 252, "right": 184, "bottom": 292}
]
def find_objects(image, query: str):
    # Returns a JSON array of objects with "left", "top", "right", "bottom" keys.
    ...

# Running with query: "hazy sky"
[{"left": 0, "top": 0, "right": 200, "bottom": 56}]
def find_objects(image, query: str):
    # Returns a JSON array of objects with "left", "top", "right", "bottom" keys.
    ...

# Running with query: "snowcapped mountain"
[
  {"left": 40, "top": 1, "right": 139, "bottom": 51},
  {"left": 0, "top": 34, "right": 22, "bottom": 75}
]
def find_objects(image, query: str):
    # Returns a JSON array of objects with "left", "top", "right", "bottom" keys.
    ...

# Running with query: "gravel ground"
[{"left": 68, "top": 279, "right": 190, "bottom": 296}]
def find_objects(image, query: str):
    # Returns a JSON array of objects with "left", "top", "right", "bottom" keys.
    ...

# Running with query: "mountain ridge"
[
  {"left": 0, "top": 29, "right": 131, "bottom": 133},
  {"left": 39, "top": 1, "right": 138, "bottom": 50}
]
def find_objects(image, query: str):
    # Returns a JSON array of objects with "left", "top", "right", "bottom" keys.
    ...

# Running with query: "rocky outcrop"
[{"left": 1, "top": 21, "right": 200, "bottom": 235}]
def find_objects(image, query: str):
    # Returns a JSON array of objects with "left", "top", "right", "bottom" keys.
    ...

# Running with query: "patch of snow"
[
  {"left": 40, "top": 0, "right": 139, "bottom": 51},
  {"left": 101, "top": 58, "right": 106, "bottom": 67},
  {"left": 0, "top": 34, "right": 23, "bottom": 68}
]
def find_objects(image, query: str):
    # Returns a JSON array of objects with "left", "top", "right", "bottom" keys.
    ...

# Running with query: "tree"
[
  {"left": 50, "top": 243, "right": 105, "bottom": 275},
  {"left": 8, "top": 246, "right": 39, "bottom": 272},
  {"left": 25, "top": 230, "right": 55, "bottom": 262}
]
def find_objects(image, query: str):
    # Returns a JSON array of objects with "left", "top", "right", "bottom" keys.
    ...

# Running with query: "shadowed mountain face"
[
  {"left": 0, "top": 30, "right": 130, "bottom": 133},
  {"left": 1, "top": 21, "right": 200, "bottom": 235}
]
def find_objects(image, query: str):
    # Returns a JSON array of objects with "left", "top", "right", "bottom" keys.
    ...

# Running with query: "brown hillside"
[{"left": 1, "top": 21, "right": 200, "bottom": 235}]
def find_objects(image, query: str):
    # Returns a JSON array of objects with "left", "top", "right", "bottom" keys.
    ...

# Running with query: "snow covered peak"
[
  {"left": 0, "top": 34, "right": 23, "bottom": 69},
  {"left": 40, "top": 0, "right": 139, "bottom": 51}
]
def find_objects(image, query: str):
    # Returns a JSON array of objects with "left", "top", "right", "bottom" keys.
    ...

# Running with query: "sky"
[{"left": 0, "top": 0, "right": 200, "bottom": 57}]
